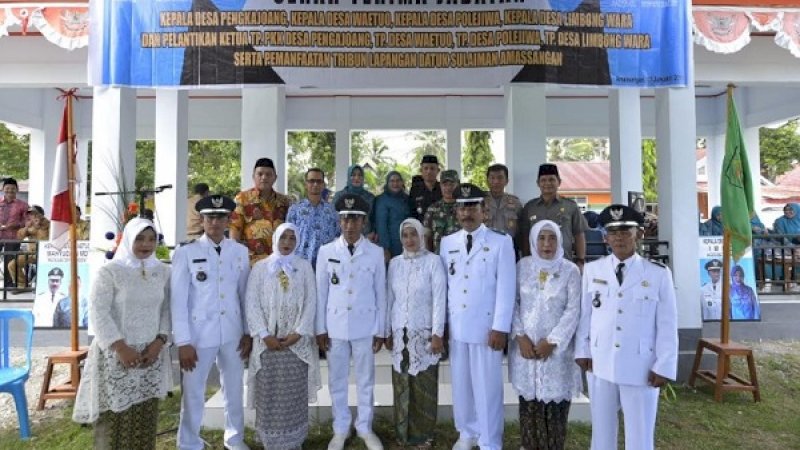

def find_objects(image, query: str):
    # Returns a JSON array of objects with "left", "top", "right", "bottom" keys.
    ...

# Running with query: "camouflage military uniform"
[{"left": 423, "top": 200, "right": 461, "bottom": 253}]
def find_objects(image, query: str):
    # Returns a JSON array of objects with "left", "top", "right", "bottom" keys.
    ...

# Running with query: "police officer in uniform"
[
  {"left": 316, "top": 193, "right": 388, "bottom": 450},
  {"left": 575, "top": 204, "right": 678, "bottom": 450},
  {"left": 439, "top": 183, "right": 515, "bottom": 450},
  {"left": 171, "top": 195, "right": 252, "bottom": 450},
  {"left": 701, "top": 259, "right": 723, "bottom": 321}
]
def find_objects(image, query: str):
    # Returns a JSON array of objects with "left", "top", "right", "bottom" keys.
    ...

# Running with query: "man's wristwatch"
[{"left": 155, "top": 334, "right": 168, "bottom": 345}]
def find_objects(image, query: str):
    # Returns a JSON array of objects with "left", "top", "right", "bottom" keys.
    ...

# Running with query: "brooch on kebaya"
[{"left": 278, "top": 270, "right": 289, "bottom": 292}]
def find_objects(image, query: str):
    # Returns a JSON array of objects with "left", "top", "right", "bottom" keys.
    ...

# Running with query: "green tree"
[
  {"left": 760, "top": 119, "right": 800, "bottom": 182},
  {"left": 410, "top": 131, "right": 446, "bottom": 167},
  {"left": 547, "top": 138, "right": 607, "bottom": 161},
  {"left": 135, "top": 141, "right": 155, "bottom": 190},
  {"left": 642, "top": 139, "right": 658, "bottom": 202},
  {"left": 0, "top": 123, "right": 30, "bottom": 179},
  {"left": 287, "top": 131, "right": 335, "bottom": 199},
  {"left": 188, "top": 140, "right": 241, "bottom": 197},
  {"left": 462, "top": 131, "right": 494, "bottom": 189}
]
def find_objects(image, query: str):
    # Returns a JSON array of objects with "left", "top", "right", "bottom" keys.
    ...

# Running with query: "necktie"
[
  {"left": 466, "top": 234, "right": 473, "bottom": 253},
  {"left": 348, "top": 244, "right": 355, "bottom": 255},
  {"left": 214, "top": 246, "right": 221, "bottom": 255},
  {"left": 616, "top": 262, "right": 625, "bottom": 285}
]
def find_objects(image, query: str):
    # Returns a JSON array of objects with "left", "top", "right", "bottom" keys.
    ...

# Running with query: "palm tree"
[{"left": 410, "top": 130, "right": 446, "bottom": 167}]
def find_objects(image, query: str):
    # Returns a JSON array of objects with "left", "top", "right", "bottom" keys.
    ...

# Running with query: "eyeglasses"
[{"left": 305, "top": 179, "right": 324, "bottom": 184}]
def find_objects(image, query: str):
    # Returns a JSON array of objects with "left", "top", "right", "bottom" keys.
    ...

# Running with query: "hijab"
[
  {"left": 383, "top": 171, "right": 408, "bottom": 199},
  {"left": 266, "top": 222, "right": 299, "bottom": 275},
  {"left": 111, "top": 217, "right": 161, "bottom": 271},
  {"left": 399, "top": 218, "right": 427, "bottom": 259},
  {"left": 529, "top": 219, "right": 564, "bottom": 271},
  {"left": 775, "top": 203, "right": 800, "bottom": 234},
  {"left": 706, "top": 205, "right": 724, "bottom": 235},
  {"left": 345, "top": 164, "right": 370, "bottom": 197}
]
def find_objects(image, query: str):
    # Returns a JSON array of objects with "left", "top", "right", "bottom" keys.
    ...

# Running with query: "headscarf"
[
  {"left": 750, "top": 214, "right": 767, "bottom": 235},
  {"left": 529, "top": 220, "right": 564, "bottom": 270},
  {"left": 399, "top": 218, "right": 427, "bottom": 258},
  {"left": 383, "top": 171, "right": 408, "bottom": 199},
  {"left": 706, "top": 206, "right": 724, "bottom": 235},
  {"left": 344, "top": 164, "right": 369, "bottom": 196},
  {"left": 583, "top": 210, "right": 600, "bottom": 229},
  {"left": 774, "top": 203, "right": 800, "bottom": 235},
  {"left": 266, "top": 222, "right": 299, "bottom": 275},
  {"left": 111, "top": 217, "right": 161, "bottom": 271}
]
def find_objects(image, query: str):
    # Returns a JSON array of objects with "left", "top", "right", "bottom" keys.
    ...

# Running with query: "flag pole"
[
  {"left": 65, "top": 93, "right": 79, "bottom": 352},
  {"left": 721, "top": 229, "right": 731, "bottom": 344}
]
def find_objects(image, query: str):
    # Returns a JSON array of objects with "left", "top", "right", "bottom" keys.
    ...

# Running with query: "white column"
[
  {"left": 77, "top": 138, "right": 89, "bottom": 214},
  {"left": 654, "top": 87, "right": 702, "bottom": 349},
  {"left": 704, "top": 134, "right": 724, "bottom": 217},
  {"left": 241, "top": 87, "right": 286, "bottom": 192},
  {"left": 27, "top": 89, "right": 62, "bottom": 212},
  {"left": 445, "top": 96, "right": 462, "bottom": 172},
  {"left": 505, "top": 84, "right": 547, "bottom": 200},
  {"left": 89, "top": 87, "right": 137, "bottom": 261},
  {"left": 334, "top": 96, "right": 352, "bottom": 192},
  {"left": 154, "top": 91, "right": 189, "bottom": 246},
  {"left": 609, "top": 89, "right": 643, "bottom": 204}
]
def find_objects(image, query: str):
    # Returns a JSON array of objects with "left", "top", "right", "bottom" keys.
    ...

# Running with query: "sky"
[{"left": 358, "top": 129, "right": 506, "bottom": 168}]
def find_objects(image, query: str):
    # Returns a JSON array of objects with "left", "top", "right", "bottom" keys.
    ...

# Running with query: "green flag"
[{"left": 721, "top": 89, "right": 755, "bottom": 261}]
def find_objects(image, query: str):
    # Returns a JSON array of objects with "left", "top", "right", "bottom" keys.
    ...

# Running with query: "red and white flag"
[{"left": 50, "top": 103, "right": 73, "bottom": 249}]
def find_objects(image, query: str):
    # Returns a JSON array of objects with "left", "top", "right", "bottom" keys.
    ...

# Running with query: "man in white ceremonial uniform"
[
  {"left": 316, "top": 193, "right": 388, "bottom": 450},
  {"left": 439, "top": 183, "right": 516, "bottom": 450},
  {"left": 172, "top": 195, "right": 252, "bottom": 450},
  {"left": 701, "top": 259, "right": 723, "bottom": 321},
  {"left": 575, "top": 204, "right": 678, "bottom": 450}
]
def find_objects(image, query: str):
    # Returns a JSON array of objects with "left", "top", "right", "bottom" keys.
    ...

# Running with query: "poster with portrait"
[
  {"left": 628, "top": 191, "right": 645, "bottom": 214},
  {"left": 32, "top": 241, "right": 91, "bottom": 329},
  {"left": 698, "top": 237, "right": 761, "bottom": 322}
]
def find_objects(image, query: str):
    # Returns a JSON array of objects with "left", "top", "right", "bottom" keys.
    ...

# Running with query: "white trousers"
[
  {"left": 328, "top": 337, "right": 376, "bottom": 435},
  {"left": 449, "top": 339, "right": 504, "bottom": 450},
  {"left": 178, "top": 340, "right": 246, "bottom": 450},
  {"left": 588, "top": 374, "right": 660, "bottom": 450}
]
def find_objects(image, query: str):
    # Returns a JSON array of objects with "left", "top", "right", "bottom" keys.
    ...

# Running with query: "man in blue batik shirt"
[{"left": 286, "top": 168, "right": 340, "bottom": 269}]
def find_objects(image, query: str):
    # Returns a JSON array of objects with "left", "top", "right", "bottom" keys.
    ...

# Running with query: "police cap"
[
  {"left": 196, "top": 195, "right": 236, "bottom": 215},
  {"left": 48, "top": 267, "right": 65, "bottom": 278},
  {"left": 335, "top": 193, "right": 370, "bottom": 216},
  {"left": 705, "top": 259, "right": 723, "bottom": 271},
  {"left": 599, "top": 204, "right": 644, "bottom": 229}
]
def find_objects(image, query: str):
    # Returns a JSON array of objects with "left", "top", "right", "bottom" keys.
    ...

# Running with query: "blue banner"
[{"left": 88, "top": 0, "right": 689, "bottom": 89}]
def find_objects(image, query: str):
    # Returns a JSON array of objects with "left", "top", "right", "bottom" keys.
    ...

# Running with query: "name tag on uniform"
[
  {"left": 192, "top": 258, "right": 206, "bottom": 263},
  {"left": 592, "top": 278, "right": 607, "bottom": 285},
  {"left": 448, "top": 249, "right": 460, "bottom": 254},
  {"left": 328, "top": 258, "right": 340, "bottom": 263}
]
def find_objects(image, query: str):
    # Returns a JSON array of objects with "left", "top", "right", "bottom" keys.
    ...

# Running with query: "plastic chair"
[{"left": 0, "top": 309, "right": 34, "bottom": 439}]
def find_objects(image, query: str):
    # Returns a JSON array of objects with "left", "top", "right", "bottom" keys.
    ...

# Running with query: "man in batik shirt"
[
  {"left": 230, "top": 157, "right": 292, "bottom": 265},
  {"left": 286, "top": 168, "right": 340, "bottom": 268}
]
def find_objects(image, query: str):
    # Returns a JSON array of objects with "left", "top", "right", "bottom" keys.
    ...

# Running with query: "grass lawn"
[{"left": 1, "top": 341, "right": 797, "bottom": 449}]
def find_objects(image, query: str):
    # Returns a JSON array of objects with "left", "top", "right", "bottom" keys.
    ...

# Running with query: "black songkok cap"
[
  {"left": 421, "top": 155, "right": 439, "bottom": 165},
  {"left": 538, "top": 163, "right": 560, "bottom": 179},
  {"left": 254, "top": 158, "right": 275, "bottom": 170}
]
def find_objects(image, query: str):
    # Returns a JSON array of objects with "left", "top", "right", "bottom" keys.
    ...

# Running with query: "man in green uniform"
[{"left": 423, "top": 169, "right": 461, "bottom": 253}]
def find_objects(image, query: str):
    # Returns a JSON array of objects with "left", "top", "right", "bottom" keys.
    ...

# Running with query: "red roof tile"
[{"left": 554, "top": 161, "right": 610, "bottom": 192}]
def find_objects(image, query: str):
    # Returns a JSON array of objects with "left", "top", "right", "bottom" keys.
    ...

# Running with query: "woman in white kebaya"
[
  {"left": 72, "top": 218, "right": 172, "bottom": 450},
  {"left": 246, "top": 222, "right": 321, "bottom": 450},
  {"left": 510, "top": 219, "right": 582, "bottom": 450},
  {"left": 386, "top": 218, "right": 447, "bottom": 448}
]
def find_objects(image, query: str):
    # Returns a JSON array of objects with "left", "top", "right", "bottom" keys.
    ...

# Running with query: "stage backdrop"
[{"left": 88, "top": 0, "right": 689, "bottom": 89}]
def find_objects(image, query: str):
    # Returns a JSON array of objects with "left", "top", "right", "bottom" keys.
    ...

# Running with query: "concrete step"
[{"left": 201, "top": 355, "right": 591, "bottom": 430}]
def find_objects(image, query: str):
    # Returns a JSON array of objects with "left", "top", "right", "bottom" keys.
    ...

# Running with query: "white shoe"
[
  {"left": 452, "top": 436, "right": 478, "bottom": 450},
  {"left": 328, "top": 432, "right": 349, "bottom": 450},
  {"left": 224, "top": 442, "right": 250, "bottom": 450},
  {"left": 358, "top": 431, "right": 384, "bottom": 450}
]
